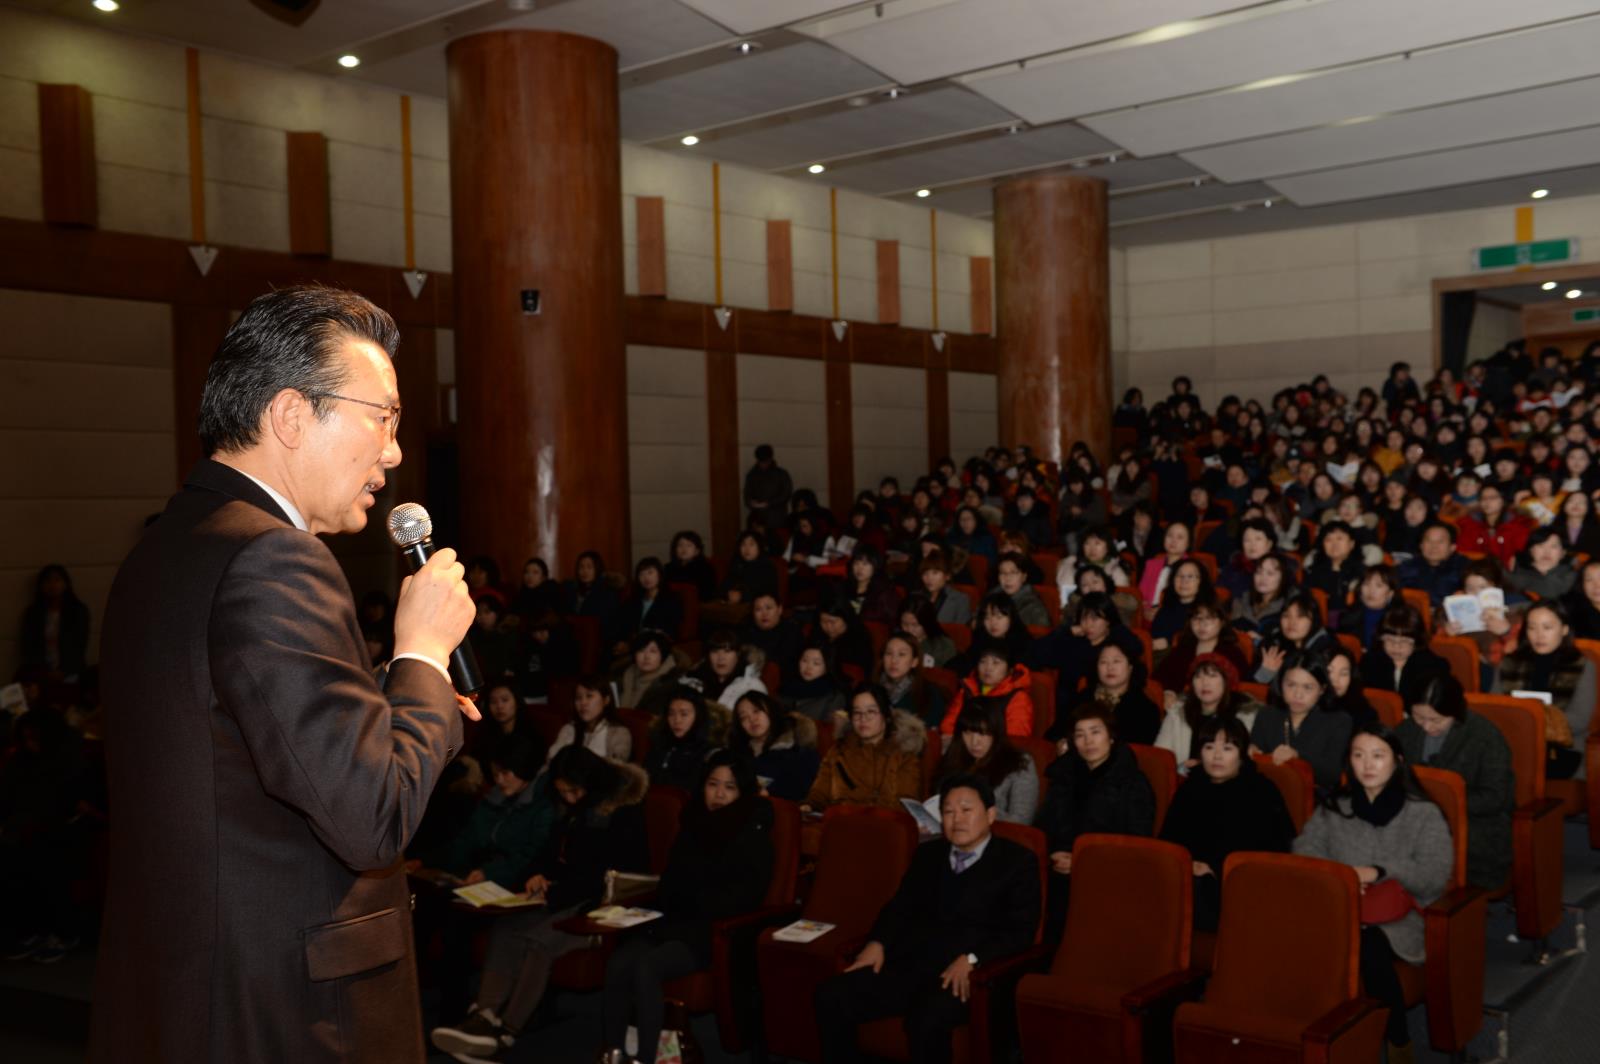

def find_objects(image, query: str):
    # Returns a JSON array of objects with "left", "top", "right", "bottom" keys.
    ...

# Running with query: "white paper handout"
[{"left": 1441, "top": 587, "right": 1505, "bottom": 634}]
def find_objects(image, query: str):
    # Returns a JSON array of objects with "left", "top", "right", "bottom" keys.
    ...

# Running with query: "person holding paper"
[{"left": 1492, "top": 601, "right": 1595, "bottom": 780}]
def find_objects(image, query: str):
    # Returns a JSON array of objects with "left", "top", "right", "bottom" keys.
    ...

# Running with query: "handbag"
[
  {"left": 602, "top": 869, "right": 660, "bottom": 904},
  {"left": 1359, "top": 877, "right": 1417, "bottom": 925}
]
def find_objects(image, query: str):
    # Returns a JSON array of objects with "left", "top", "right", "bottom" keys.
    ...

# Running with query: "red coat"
[
  {"left": 939, "top": 664, "right": 1035, "bottom": 736},
  {"left": 1455, "top": 514, "right": 1531, "bottom": 568}
]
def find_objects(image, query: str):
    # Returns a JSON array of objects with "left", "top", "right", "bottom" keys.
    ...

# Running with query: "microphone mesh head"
[{"left": 387, "top": 503, "right": 433, "bottom": 548}]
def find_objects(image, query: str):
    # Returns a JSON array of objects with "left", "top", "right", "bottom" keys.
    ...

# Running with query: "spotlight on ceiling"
[
  {"left": 680, "top": 135, "right": 700, "bottom": 146},
  {"left": 883, "top": 87, "right": 906, "bottom": 99},
  {"left": 808, "top": 164, "right": 825, "bottom": 175},
  {"left": 507, "top": 0, "right": 536, "bottom": 9},
  {"left": 1542, "top": 281, "right": 1559, "bottom": 291},
  {"left": 1531, "top": 188, "right": 1550, "bottom": 199},
  {"left": 337, "top": 54, "right": 360, "bottom": 68},
  {"left": 1567, "top": 289, "right": 1584, "bottom": 299},
  {"left": 92, "top": 0, "right": 119, "bottom": 11},
  {"left": 846, "top": 96, "right": 870, "bottom": 108},
  {"left": 1005, "top": 124, "right": 1022, "bottom": 135},
  {"left": 915, "top": 188, "right": 931, "bottom": 199},
  {"left": 731, "top": 40, "right": 762, "bottom": 55}
]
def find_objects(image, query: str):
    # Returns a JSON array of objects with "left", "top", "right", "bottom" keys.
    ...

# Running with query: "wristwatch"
[{"left": 965, "top": 952, "right": 979, "bottom": 966}]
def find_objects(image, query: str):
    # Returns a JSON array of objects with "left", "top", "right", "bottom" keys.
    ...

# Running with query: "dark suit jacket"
[
  {"left": 870, "top": 834, "right": 1040, "bottom": 974},
  {"left": 90, "top": 460, "right": 462, "bottom": 1064}
]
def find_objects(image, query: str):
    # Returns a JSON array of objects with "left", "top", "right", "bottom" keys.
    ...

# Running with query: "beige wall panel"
[
  {"left": 628, "top": 395, "right": 709, "bottom": 446},
  {"left": 721, "top": 212, "right": 765, "bottom": 269},
  {"left": 621, "top": 142, "right": 712, "bottom": 209},
  {"left": 664, "top": 201, "right": 715, "bottom": 258},
  {"left": 1358, "top": 293, "right": 1431, "bottom": 335},
  {"left": 0, "top": 8, "right": 185, "bottom": 108},
  {"left": 329, "top": 140, "right": 404, "bottom": 210},
  {"left": 1126, "top": 240, "right": 1211, "bottom": 284},
  {"left": 202, "top": 116, "right": 286, "bottom": 191},
  {"left": 1211, "top": 224, "right": 1357, "bottom": 276},
  {"left": 1355, "top": 210, "right": 1508, "bottom": 263},
  {"left": 793, "top": 270, "right": 832, "bottom": 320},
  {"left": 435, "top": 328, "right": 455, "bottom": 385},
  {"left": 949, "top": 370, "right": 998, "bottom": 462},
  {"left": 630, "top": 444, "right": 710, "bottom": 492},
  {"left": 0, "top": 500, "right": 164, "bottom": 567},
  {"left": 718, "top": 162, "right": 829, "bottom": 222},
  {"left": 739, "top": 353, "right": 824, "bottom": 402},
  {"left": 899, "top": 286, "right": 933, "bottom": 331},
  {"left": 1211, "top": 263, "right": 1357, "bottom": 312},
  {"left": 939, "top": 212, "right": 994, "bottom": 258},
  {"left": 0, "top": 70, "right": 41, "bottom": 150},
  {"left": 96, "top": 162, "right": 186, "bottom": 239},
  {"left": 0, "top": 147, "right": 44, "bottom": 221},
  {"left": 411, "top": 155, "right": 450, "bottom": 217},
  {"left": 664, "top": 251, "right": 717, "bottom": 305},
  {"left": 1467, "top": 302, "right": 1521, "bottom": 365},
  {"left": 207, "top": 180, "right": 290, "bottom": 253},
  {"left": 91, "top": 95, "right": 182, "bottom": 174},
  {"left": 1212, "top": 301, "right": 1359, "bottom": 346},
  {"left": 791, "top": 225, "right": 831, "bottom": 275},
  {"left": 1131, "top": 311, "right": 1212, "bottom": 352},
  {"left": 200, "top": 54, "right": 400, "bottom": 152},
  {"left": 1356, "top": 332, "right": 1431, "bottom": 372},
  {"left": 0, "top": 291, "right": 171, "bottom": 367},
  {"left": 837, "top": 233, "right": 876, "bottom": 285},
  {"left": 937, "top": 251, "right": 971, "bottom": 295},
  {"left": 938, "top": 287, "right": 971, "bottom": 334},
  {"left": 413, "top": 211, "right": 452, "bottom": 273},
  {"left": 1128, "top": 277, "right": 1212, "bottom": 318},
  {"left": 330, "top": 199, "right": 403, "bottom": 266},
  {"left": 0, "top": 362, "right": 172, "bottom": 432},
  {"left": 621, "top": 241, "right": 640, "bottom": 297},
  {"left": 629, "top": 345, "right": 707, "bottom": 398},
  {"left": 1357, "top": 253, "right": 1464, "bottom": 300},
  {"left": 408, "top": 94, "right": 449, "bottom": 161},
  {"left": 0, "top": 430, "right": 175, "bottom": 499},
  {"left": 631, "top": 490, "right": 711, "bottom": 566}
]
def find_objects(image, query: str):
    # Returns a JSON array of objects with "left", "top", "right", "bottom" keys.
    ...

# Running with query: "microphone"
[{"left": 387, "top": 503, "right": 484, "bottom": 695}]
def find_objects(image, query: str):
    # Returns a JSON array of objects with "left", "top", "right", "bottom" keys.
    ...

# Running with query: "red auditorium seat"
[
  {"left": 1252, "top": 754, "right": 1316, "bottom": 832},
  {"left": 1129, "top": 743, "right": 1178, "bottom": 834}
]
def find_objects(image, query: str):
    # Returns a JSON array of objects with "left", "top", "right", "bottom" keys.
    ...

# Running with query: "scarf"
[{"left": 1350, "top": 778, "right": 1407, "bottom": 827}]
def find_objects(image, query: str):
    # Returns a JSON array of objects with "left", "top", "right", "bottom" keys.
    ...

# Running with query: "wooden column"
[
  {"left": 825, "top": 324, "right": 854, "bottom": 511},
  {"left": 926, "top": 365, "right": 950, "bottom": 466},
  {"left": 706, "top": 312, "right": 740, "bottom": 557},
  {"left": 170, "top": 303, "right": 234, "bottom": 481},
  {"left": 876, "top": 239, "right": 900, "bottom": 324},
  {"left": 447, "top": 31, "right": 626, "bottom": 578},
  {"left": 285, "top": 132, "right": 331, "bottom": 256},
  {"left": 636, "top": 196, "right": 666, "bottom": 297},
  {"left": 970, "top": 255, "right": 993, "bottom": 335},
  {"left": 995, "top": 174, "right": 1110, "bottom": 465},
  {"left": 766, "top": 219, "right": 793, "bottom": 312},
  {"left": 38, "top": 84, "right": 97, "bottom": 227}
]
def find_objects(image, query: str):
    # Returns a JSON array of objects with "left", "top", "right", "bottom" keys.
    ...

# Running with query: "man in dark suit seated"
[{"left": 812, "top": 773, "right": 1041, "bottom": 1064}]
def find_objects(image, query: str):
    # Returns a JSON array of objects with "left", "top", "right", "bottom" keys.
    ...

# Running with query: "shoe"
[
  {"left": 431, "top": 1005, "right": 510, "bottom": 1057},
  {"left": 445, "top": 1031, "right": 515, "bottom": 1064},
  {"left": 31, "top": 935, "right": 80, "bottom": 964},
  {"left": 4, "top": 934, "right": 46, "bottom": 961}
]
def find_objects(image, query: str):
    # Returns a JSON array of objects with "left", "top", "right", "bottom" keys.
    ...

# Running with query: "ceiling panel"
[
  {"left": 903, "top": 185, "right": 996, "bottom": 218},
  {"left": 1268, "top": 125, "right": 1600, "bottom": 205},
  {"left": 619, "top": 40, "right": 887, "bottom": 141},
  {"left": 964, "top": 0, "right": 1598, "bottom": 126},
  {"left": 704, "top": 86, "right": 1016, "bottom": 171},
  {"left": 808, "top": 0, "right": 1245, "bottom": 86},
  {"left": 1184, "top": 77, "right": 1600, "bottom": 183},
  {"left": 1084, "top": 14, "right": 1600, "bottom": 156},
  {"left": 1108, "top": 180, "right": 1279, "bottom": 224},
  {"left": 674, "top": 0, "right": 857, "bottom": 35},
  {"left": 825, "top": 123, "right": 1119, "bottom": 194}
]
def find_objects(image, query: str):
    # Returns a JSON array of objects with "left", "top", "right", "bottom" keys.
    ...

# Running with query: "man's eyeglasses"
[{"left": 306, "top": 392, "right": 402, "bottom": 440}]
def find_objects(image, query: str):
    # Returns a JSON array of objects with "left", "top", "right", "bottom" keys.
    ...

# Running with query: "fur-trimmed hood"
[
  {"left": 837, "top": 708, "right": 927, "bottom": 756},
  {"left": 769, "top": 711, "right": 819, "bottom": 753},
  {"left": 594, "top": 758, "right": 650, "bottom": 816}
]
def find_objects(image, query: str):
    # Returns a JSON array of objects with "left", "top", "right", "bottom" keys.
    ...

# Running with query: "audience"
[
  {"left": 729, "top": 692, "right": 820, "bottom": 802},
  {"left": 1052, "top": 639, "right": 1160, "bottom": 750},
  {"left": 939, "top": 640, "right": 1035, "bottom": 738},
  {"left": 1492, "top": 600, "right": 1594, "bottom": 779},
  {"left": 876, "top": 631, "right": 948, "bottom": 729},
  {"left": 1250, "top": 651, "right": 1353, "bottom": 792},
  {"left": 804, "top": 683, "right": 924, "bottom": 811},
  {"left": 615, "top": 629, "right": 682, "bottom": 715},
  {"left": 933, "top": 697, "right": 1039, "bottom": 823},
  {"left": 642, "top": 690, "right": 719, "bottom": 791},
  {"left": 549, "top": 674, "right": 633, "bottom": 763}
]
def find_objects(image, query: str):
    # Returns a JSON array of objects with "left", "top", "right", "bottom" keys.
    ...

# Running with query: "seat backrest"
[
  {"left": 1367, "top": 688, "right": 1404, "bottom": 728},
  {"left": 864, "top": 621, "right": 891, "bottom": 660},
  {"left": 1252, "top": 753, "right": 1315, "bottom": 832},
  {"left": 920, "top": 731, "right": 943, "bottom": 794},
  {"left": 804, "top": 807, "right": 919, "bottom": 934},
  {"left": 1057, "top": 835, "right": 1192, "bottom": 985},
  {"left": 1401, "top": 588, "right": 1434, "bottom": 631},
  {"left": 1430, "top": 635, "right": 1481, "bottom": 693},
  {"left": 993, "top": 821, "right": 1049, "bottom": 944},
  {"left": 1030, "top": 668, "right": 1058, "bottom": 738},
  {"left": 566, "top": 614, "right": 603, "bottom": 673},
  {"left": 615, "top": 707, "right": 654, "bottom": 764},
  {"left": 966, "top": 555, "right": 990, "bottom": 590},
  {"left": 1130, "top": 627, "right": 1154, "bottom": 671},
  {"left": 1412, "top": 765, "right": 1468, "bottom": 891},
  {"left": 1018, "top": 737, "right": 1058, "bottom": 790},
  {"left": 814, "top": 717, "right": 835, "bottom": 760},
  {"left": 1129, "top": 743, "right": 1178, "bottom": 834},
  {"left": 644, "top": 786, "right": 688, "bottom": 874},
  {"left": 760, "top": 661, "right": 782, "bottom": 696},
  {"left": 954, "top": 582, "right": 982, "bottom": 614},
  {"left": 948, "top": 625, "right": 973, "bottom": 652},
  {"left": 924, "top": 667, "right": 960, "bottom": 701},
  {"left": 1466, "top": 695, "right": 1545, "bottom": 806},
  {"left": 1190, "top": 551, "right": 1219, "bottom": 583},
  {"left": 1309, "top": 587, "right": 1329, "bottom": 622},
  {"left": 1194, "top": 520, "right": 1221, "bottom": 550},
  {"left": 763, "top": 798, "right": 803, "bottom": 907},
  {"left": 1237, "top": 681, "right": 1269, "bottom": 704},
  {"left": 1335, "top": 631, "right": 1363, "bottom": 662},
  {"left": 1032, "top": 585, "right": 1063, "bottom": 626},
  {"left": 668, "top": 582, "right": 700, "bottom": 641},
  {"left": 1208, "top": 853, "right": 1360, "bottom": 1023}
]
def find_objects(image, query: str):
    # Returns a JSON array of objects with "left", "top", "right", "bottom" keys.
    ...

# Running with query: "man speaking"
[{"left": 90, "top": 286, "right": 477, "bottom": 1063}]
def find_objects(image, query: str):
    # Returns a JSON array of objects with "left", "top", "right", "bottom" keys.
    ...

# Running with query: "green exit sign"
[
  {"left": 1473, "top": 237, "right": 1578, "bottom": 270},
  {"left": 1577, "top": 308, "right": 1599, "bottom": 324}
]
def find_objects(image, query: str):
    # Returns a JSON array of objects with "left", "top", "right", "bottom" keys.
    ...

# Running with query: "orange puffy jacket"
[{"left": 939, "top": 664, "right": 1035, "bottom": 737}]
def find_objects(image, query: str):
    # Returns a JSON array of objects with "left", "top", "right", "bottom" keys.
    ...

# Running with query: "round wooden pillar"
[
  {"left": 447, "top": 30, "right": 627, "bottom": 580},
  {"left": 994, "top": 173, "right": 1111, "bottom": 466}
]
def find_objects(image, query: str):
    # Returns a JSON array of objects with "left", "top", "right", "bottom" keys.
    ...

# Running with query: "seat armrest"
[
  {"left": 1513, "top": 797, "right": 1565, "bottom": 823},
  {"left": 1302, "top": 998, "right": 1384, "bottom": 1044},
  {"left": 1121, "top": 968, "right": 1208, "bottom": 1013},
  {"left": 967, "top": 943, "right": 1056, "bottom": 1064},
  {"left": 710, "top": 902, "right": 802, "bottom": 940},
  {"left": 969, "top": 942, "right": 1055, "bottom": 988},
  {"left": 1423, "top": 885, "right": 1486, "bottom": 920},
  {"left": 1421, "top": 886, "right": 1488, "bottom": 1055},
  {"left": 1302, "top": 997, "right": 1388, "bottom": 1063}
]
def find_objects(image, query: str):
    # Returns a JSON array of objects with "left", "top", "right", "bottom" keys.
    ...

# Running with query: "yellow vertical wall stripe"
[{"left": 400, "top": 95, "right": 416, "bottom": 272}]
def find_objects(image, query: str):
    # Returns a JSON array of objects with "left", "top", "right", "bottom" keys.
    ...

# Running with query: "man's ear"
[
  {"left": 986, "top": 806, "right": 997, "bottom": 828},
  {"left": 265, "top": 388, "right": 309, "bottom": 449}
]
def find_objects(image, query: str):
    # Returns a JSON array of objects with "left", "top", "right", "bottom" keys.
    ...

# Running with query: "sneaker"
[
  {"left": 31, "top": 935, "right": 80, "bottom": 965},
  {"left": 447, "top": 1040, "right": 514, "bottom": 1064},
  {"left": 4, "top": 934, "right": 46, "bottom": 961},
  {"left": 431, "top": 1005, "right": 508, "bottom": 1057}
]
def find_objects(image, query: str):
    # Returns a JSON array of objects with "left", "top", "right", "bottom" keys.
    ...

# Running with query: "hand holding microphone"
[{"left": 388, "top": 503, "right": 483, "bottom": 706}]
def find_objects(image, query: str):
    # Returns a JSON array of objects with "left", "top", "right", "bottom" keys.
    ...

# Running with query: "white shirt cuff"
[{"left": 390, "top": 652, "right": 453, "bottom": 686}]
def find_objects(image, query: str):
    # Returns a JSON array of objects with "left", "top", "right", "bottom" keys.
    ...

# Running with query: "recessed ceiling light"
[
  {"left": 1567, "top": 289, "right": 1584, "bottom": 299},
  {"left": 730, "top": 40, "right": 762, "bottom": 55},
  {"left": 808, "top": 164, "right": 825, "bottom": 174},
  {"left": 337, "top": 54, "right": 360, "bottom": 68},
  {"left": 1005, "top": 124, "right": 1022, "bottom": 135},
  {"left": 92, "top": 0, "right": 118, "bottom": 10},
  {"left": 883, "top": 88, "right": 906, "bottom": 99},
  {"left": 1531, "top": 188, "right": 1550, "bottom": 199},
  {"left": 915, "top": 188, "right": 931, "bottom": 198},
  {"left": 846, "top": 96, "right": 870, "bottom": 108},
  {"left": 1542, "top": 281, "right": 1559, "bottom": 291},
  {"left": 1262, "top": 199, "right": 1273, "bottom": 208},
  {"left": 680, "top": 135, "right": 699, "bottom": 146}
]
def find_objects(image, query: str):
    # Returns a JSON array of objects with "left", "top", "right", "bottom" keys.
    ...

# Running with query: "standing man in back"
[
  {"left": 91, "top": 285, "right": 477, "bottom": 1064},
  {"left": 744, "top": 443, "right": 793, "bottom": 524}
]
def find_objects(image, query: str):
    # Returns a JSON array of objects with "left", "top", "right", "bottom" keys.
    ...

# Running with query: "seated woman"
[
  {"left": 1153, "top": 593, "right": 1249, "bottom": 696},
  {"left": 729, "top": 692, "right": 820, "bottom": 801},
  {"left": 1562, "top": 558, "right": 1600, "bottom": 640},
  {"left": 804, "top": 683, "right": 925, "bottom": 811},
  {"left": 1149, "top": 558, "right": 1211, "bottom": 652},
  {"left": 410, "top": 738, "right": 554, "bottom": 892},
  {"left": 779, "top": 640, "right": 849, "bottom": 724},
  {"left": 1154, "top": 653, "right": 1262, "bottom": 772},
  {"left": 1218, "top": 518, "right": 1297, "bottom": 599},
  {"left": 1336, "top": 564, "right": 1401, "bottom": 652},
  {"left": 1034, "top": 703, "right": 1156, "bottom": 940},
  {"left": 1159, "top": 716, "right": 1296, "bottom": 930},
  {"left": 898, "top": 596, "right": 957, "bottom": 669},
  {"left": 918, "top": 552, "right": 974, "bottom": 627},
  {"left": 615, "top": 629, "right": 682, "bottom": 715},
  {"left": 515, "top": 609, "right": 579, "bottom": 705},
  {"left": 1396, "top": 671, "right": 1513, "bottom": 891},
  {"left": 1324, "top": 646, "right": 1379, "bottom": 730},
  {"left": 1493, "top": 600, "right": 1596, "bottom": 779},
  {"left": 1455, "top": 484, "right": 1531, "bottom": 569},
  {"left": 1231, "top": 553, "right": 1292, "bottom": 636},
  {"left": 643, "top": 689, "right": 720, "bottom": 792},
  {"left": 939, "top": 639, "right": 1036, "bottom": 738},
  {"left": 548, "top": 674, "right": 632, "bottom": 764},
  {"left": 1252, "top": 648, "right": 1354, "bottom": 792},
  {"left": 512, "top": 557, "right": 563, "bottom": 624},
  {"left": 1252, "top": 591, "right": 1331, "bottom": 691},
  {"left": 687, "top": 629, "right": 766, "bottom": 709},
  {"left": 1507, "top": 526, "right": 1579, "bottom": 602},
  {"left": 1052, "top": 639, "right": 1161, "bottom": 750},
  {"left": 564, "top": 550, "right": 620, "bottom": 628},
  {"left": 816, "top": 594, "right": 877, "bottom": 680},
  {"left": 470, "top": 680, "right": 546, "bottom": 774},
  {"left": 599, "top": 752, "right": 775, "bottom": 1064},
  {"left": 1138, "top": 520, "right": 1192, "bottom": 610},
  {"left": 933, "top": 696, "right": 1039, "bottom": 824},
  {"left": 718, "top": 531, "right": 780, "bottom": 608},
  {"left": 1055, "top": 525, "right": 1130, "bottom": 604},
  {"left": 664, "top": 530, "right": 718, "bottom": 603},
  {"left": 1293, "top": 725, "right": 1454, "bottom": 1062},
  {"left": 430, "top": 746, "right": 648, "bottom": 1060},
  {"left": 1067, "top": 564, "right": 1142, "bottom": 629},
  {"left": 1361, "top": 603, "right": 1448, "bottom": 694},
  {"left": 736, "top": 592, "right": 804, "bottom": 683},
  {"left": 1437, "top": 557, "right": 1520, "bottom": 689},
  {"left": 843, "top": 545, "right": 902, "bottom": 625},
  {"left": 996, "top": 550, "right": 1052, "bottom": 628},
  {"left": 1030, "top": 592, "right": 1140, "bottom": 723},
  {"left": 875, "top": 630, "right": 948, "bottom": 730},
  {"left": 948, "top": 505, "right": 999, "bottom": 569},
  {"left": 607, "top": 556, "right": 684, "bottom": 656},
  {"left": 950, "top": 591, "right": 1035, "bottom": 675}
]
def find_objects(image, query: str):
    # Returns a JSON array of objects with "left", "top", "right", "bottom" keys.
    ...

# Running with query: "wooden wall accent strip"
[
  {"left": 636, "top": 196, "right": 666, "bottom": 297},
  {"left": 170, "top": 303, "right": 233, "bottom": 480},
  {"left": 399, "top": 95, "right": 416, "bottom": 270},
  {"left": 926, "top": 366, "right": 950, "bottom": 466},
  {"left": 712, "top": 163, "right": 724, "bottom": 306},
  {"left": 829, "top": 188, "right": 840, "bottom": 320},
  {"left": 185, "top": 48, "right": 206, "bottom": 245},
  {"left": 37, "top": 84, "right": 97, "bottom": 227},
  {"left": 970, "top": 256, "right": 993, "bottom": 335},
  {"left": 825, "top": 324, "right": 854, "bottom": 510},
  {"left": 876, "top": 239, "right": 900, "bottom": 324},
  {"left": 285, "top": 131, "right": 331, "bottom": 257},
  {"left": 852, "top": 321, "right": 924, "bottom": 367},
  {"left": 766, "top": 219, "right": 793, "bottom": 312},
  {"left": 706, "top": 346, "right": 740, "bottom": 557},
  {"left": 929, "top": 210, "right": 939, "bottom": 330}
]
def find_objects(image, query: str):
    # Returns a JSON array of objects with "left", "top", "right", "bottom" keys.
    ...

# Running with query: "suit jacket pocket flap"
[{"left": 304, "top": 907, "right": 405, "bottom": 982}]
